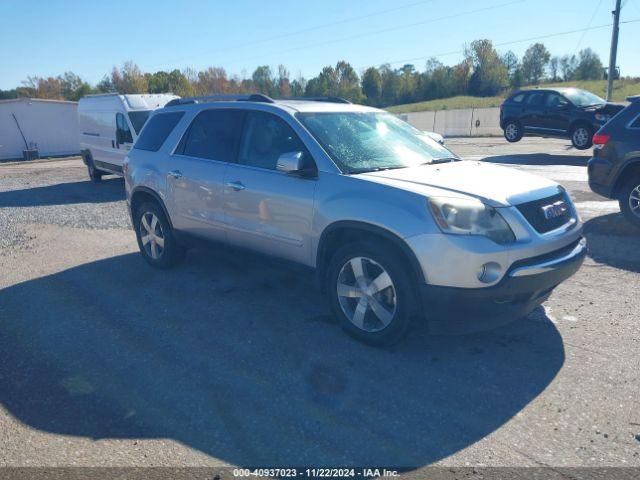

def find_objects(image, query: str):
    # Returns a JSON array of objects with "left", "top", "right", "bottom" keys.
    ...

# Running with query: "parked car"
[
  {"left": 124, "top": 95, "right": 586, "bottom": 345},
  {"left": 588, "top": 96, "right": 640, "bottom": 227},
  {"left": 78, "top": 93, "right": 178, "bottom": 181},
  {"left": 500, "top": 87, "right": 625, "bottom": 150}
]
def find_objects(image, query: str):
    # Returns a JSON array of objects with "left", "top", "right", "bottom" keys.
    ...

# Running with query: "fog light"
[{"left": 477, "top": 262, "right": 502, "bottom": 283}]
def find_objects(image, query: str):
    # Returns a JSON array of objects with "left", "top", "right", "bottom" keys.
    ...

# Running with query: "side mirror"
[{"left": 276, "top": 151, "right": 305, "bottom": 173}]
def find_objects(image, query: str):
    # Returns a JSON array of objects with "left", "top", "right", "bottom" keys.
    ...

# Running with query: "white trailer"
[{"left": 0, "top": 98, "right": 80, "bottom": 161}]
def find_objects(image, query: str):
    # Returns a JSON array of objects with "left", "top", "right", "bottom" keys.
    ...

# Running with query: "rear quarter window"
[
  {"left": 629, "top": 114, "right": 640, "bottom": 129},
  {"left": 134, "top": 111, "right": 185, "bottom": 152}
]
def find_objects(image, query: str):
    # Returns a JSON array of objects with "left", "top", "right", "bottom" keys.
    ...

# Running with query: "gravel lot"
[{"left": 0, "top": 138, "right": 639, "bottom": 471}]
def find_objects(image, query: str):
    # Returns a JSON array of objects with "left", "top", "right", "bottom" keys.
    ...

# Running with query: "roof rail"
[
  {"left": 165, "top": 93, "right": 274, "bottom": 107},
  {"left": 277, "top": 96, "right": 352, "bottom": 104}
]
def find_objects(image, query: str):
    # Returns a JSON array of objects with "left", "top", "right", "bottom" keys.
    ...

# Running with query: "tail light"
[{"left": 592, "top": 133, "right": 610, "bottom": 145}]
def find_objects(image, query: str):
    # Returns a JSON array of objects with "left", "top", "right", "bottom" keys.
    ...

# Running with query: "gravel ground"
[{"left": 0, "top": 139, "right": 639, "bottom": 472}]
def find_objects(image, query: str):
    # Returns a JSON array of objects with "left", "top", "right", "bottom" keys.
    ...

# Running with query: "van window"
[
  {"left": 179, "top": 109, "right": 244, "bottom": 162},
  {"left": 128, "top": 110, "right": 151, "bottom": 134},
  {"left": 134, "top": 111, "right": 185, "bottom": 152},
  {"left": 238, "top": 111, "right": 308, "bottom": 170},
  {"left": 116, "top": 113, "right": 133, "bottom": 144}
]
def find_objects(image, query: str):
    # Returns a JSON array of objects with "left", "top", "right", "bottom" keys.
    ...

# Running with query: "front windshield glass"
[
  {"left": 562, "top": 88, "right": 605, "bottom": 107},
  {"left": 128, "top": 110, "right": 152, "bottom": 134},
  {"left": 296, "top": 112, "right": 455, "bottom": 173}
]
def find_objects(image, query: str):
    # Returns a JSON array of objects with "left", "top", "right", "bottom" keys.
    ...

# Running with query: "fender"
[
  {"left": 316, "top": 220, "right": 426, "bottom": 285},
  {"left": 129, "top": 186, "right": 174, "bottom": 228}
]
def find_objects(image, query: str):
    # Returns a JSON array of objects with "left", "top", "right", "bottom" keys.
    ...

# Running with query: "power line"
[
  {"left": 151, "top": 0, "right": 437, "bottom": 69},
  {"left": 363, "top": 18, "right": 640, "bottom": 70},
  {"left": 215, "top": 0, "right": 524, "bottom": 69},
  {"left": 573, "top": 0, "right": 604, "bottom": 55}
]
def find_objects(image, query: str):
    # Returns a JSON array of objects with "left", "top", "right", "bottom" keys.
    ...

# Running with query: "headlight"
[
  {"left": 595, "top": 113, "right": 610, "bottom": 122},
  {"left": 428, "top": 197, "right": 516, "bottom": 244}
]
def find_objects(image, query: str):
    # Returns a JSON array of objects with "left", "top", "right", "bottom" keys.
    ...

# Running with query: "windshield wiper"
[
  {"left": 349, "top": 165, "right": 407, "bottom": 173},
  {"left": 422, "top": 157, "right": 458, "bottom": 165}
]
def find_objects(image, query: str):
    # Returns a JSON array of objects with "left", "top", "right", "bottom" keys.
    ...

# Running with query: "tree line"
[{"left": 0, "top": 39, "right": 617, "bottom": 107}]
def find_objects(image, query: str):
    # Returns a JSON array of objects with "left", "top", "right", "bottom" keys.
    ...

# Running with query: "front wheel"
[
  {"left": 326, "top": 242, "right": 416, "bottom": 345},
  {"left": 570, "top": 124, "right": 593, "bottom": 150},
  {"left": 134, "top": 201, "right": 185, "bottom": 268},
  {"left": 619, "top": 177, "right": 640, "bottom": 228}
]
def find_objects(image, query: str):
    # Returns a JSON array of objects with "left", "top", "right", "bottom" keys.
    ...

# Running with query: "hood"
[
  {"left": 355, "top": 160, "right": 560, "bottom": 207},
  {"left": 583, "top": 102, "right": 625, "bottom": 115}
]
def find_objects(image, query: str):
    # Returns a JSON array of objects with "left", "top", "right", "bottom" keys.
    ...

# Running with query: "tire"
[
  {"left": 326, "top": 241, "right": 416, "bottom": 345},
  {"left": 570, "top": 123, "right": 593, "bottom": 150},
  {"left": 503, "top": 120, "right": 523, "bottom": 143},
  {"left": 86, "top": 155, "right": 103, "bottom": 182},
  {"left": 133, "top": 201, "right": 185, "bottom": 268},
  {"left": 618, "top": 176, "right": 640, "bottom": 228}
]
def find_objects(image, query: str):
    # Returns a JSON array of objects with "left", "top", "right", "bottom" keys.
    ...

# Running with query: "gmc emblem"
[{"left": 541, "top": 200, "right": 568, "bottom": 220}]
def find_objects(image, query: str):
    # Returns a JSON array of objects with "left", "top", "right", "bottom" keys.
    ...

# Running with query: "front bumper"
[{"left": 419, "top": 237, "right": 586, "bottom": 332}]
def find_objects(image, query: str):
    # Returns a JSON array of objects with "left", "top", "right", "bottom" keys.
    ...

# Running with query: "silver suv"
[{"left": 124, "top": 94, "right": 586, "bottom": 344}]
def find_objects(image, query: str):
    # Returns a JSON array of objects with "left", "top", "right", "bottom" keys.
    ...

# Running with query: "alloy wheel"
[
  {"left": 505, "top": 123, "right": 519, "bottom": 140},
  {"left": 573, "top": 127, "right": 589, "bottom": 147},
  {"left": 336, "top": 256, "right": 397, "bottom": 332},
  {"left": 140, "top": 212, "right": 165, "bottom": 260},
  {"left": 629, "top": 184, "right": 640, "bottom": 218}
]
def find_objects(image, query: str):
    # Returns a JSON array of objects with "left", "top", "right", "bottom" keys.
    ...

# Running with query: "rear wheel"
[
  {"left": 326, "top": 241, "right": 416, "bottom": 345},
  {"left": 503, "top": 120, "right": 523, "bottom": 143},
  {"left": 570, "top": 124, "right": 593, "bottom": 150},
  {"left": 86, "top": 155, "right": 103, "bottom": 182},
  {"left": 619, "top": 176, "right": 640, "bottom": 228},
  {"left": 134, "top": 201, "right": 185, "bottom": 268}
]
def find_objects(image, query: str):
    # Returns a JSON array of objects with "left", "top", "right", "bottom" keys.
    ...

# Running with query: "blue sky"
[{"left": 1, "top": 0, "right": 639, "bottom": 89}]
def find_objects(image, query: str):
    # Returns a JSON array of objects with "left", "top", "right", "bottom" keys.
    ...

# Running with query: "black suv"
[
  {"left": 500, "top": 87, "right": 624, "bottom": 149},
  {"left": 588, "top": 97, "right": 640, "bottom": 227}
]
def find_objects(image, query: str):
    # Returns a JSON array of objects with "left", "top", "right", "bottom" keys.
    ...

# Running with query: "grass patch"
[{"left": 387, "top": 79, "right": 640, "bottom": 113}]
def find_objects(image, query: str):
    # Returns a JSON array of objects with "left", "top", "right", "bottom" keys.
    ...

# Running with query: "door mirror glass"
[{"left": 276, "top": 151, "right": 305, "bottom": 173}]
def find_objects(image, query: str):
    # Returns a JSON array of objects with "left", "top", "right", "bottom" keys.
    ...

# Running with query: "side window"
[
  {"left": 511, "top": 93, "right": 525, "bottom": 103},
  {"left": 134, "top": 111, "right": 185, "bottom": 152},
  {"left": 180, "top": 109, "right": 245, "bottom": 162},
  {"left": 116, "top": 113, "right": 133, "bottom": 144},
  {"left": 527, "top": 93, "right": 545, "bottom": 106},
  {"left": 545, "top": 94, "right": 569, "bottom": 108},
  {"left": 238, "top": 111, "right": 308, "bottom": 171},
  {"left": 629, "top": 114, "right": 640, "bottom": 129}
]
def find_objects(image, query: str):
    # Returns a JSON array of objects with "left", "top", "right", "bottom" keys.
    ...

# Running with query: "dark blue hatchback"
[{"left": 499, "top": 87, "right": 625, "bottom": 150}]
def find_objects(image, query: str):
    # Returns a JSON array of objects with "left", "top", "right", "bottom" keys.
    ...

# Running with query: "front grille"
[{"left": 515, "top": 192, "right": 574, "bottom": 233}]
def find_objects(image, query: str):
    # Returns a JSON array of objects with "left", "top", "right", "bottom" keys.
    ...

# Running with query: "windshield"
[
  {"left": 562, "top": 88, "right": 605, "bottom": 107},
  {"left": 128, "top": 110, "right": 152, "bottom": 134},
  {"left": 296, "top": 112, "right": 455, "bottom": 173}
]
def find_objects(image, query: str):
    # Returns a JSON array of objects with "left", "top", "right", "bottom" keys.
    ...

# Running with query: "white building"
[{"left": 0, "top": 98, "right": 80, "bottom": 161}]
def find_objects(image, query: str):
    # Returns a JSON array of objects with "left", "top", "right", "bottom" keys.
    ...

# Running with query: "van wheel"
[
  {"left": 570, "top": 124, "right": 593, "bottom": 150},
  {"left": 619, "top": 176, "right": 640, "bottom": 228},
  {"left": 326, "top": 241, "right": 415, "bottom": 345},
  {"left": 86, "top": 156, "right": 103, "bottom": 182},
  {"left": 134, "top": 201, "right": 185, "bottom": 268},
  {"left": 503, "top": 120, "right": 523, "bottom": 142}
]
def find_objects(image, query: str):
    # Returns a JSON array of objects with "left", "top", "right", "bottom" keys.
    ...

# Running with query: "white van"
[{"left": 78, "top": 93, "right": 178, "bottom": 181}]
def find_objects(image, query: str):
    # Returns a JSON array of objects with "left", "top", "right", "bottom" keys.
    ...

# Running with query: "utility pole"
[{"left": 606, "top": 0, "right": 622, "bottom": 101}]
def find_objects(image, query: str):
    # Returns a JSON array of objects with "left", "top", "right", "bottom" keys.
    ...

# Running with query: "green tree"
[
  {"left": 559, "top": 54, "right": 578, "bottom": 81},
  {"left": 361, "top": 67, "right": 382, "bottom": 105},
  {"left": 521, "top": 43, "right": 550, "bottom": 84},
  {"left": 252, "top": 66, "right": 275, "bottom": 96},
  {"left": 573, "top": 48, "right": 604, "bottom": 80},
  {"left": 466, "top": 39, "right": 508, "bottom": 96}
]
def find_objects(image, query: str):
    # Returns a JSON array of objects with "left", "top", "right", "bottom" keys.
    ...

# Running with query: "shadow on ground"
[
  {"left": 481, "top": 153, "right": 587, "bottom": 167},
  {"left": 584, "top": 212, "right": 640, "bottom": 273},
  {"left": 0, "top": 247, "right": 564, "bottom": 467},
  {"left": 0, "top": 178, "right": 124, "bottom": 207}
]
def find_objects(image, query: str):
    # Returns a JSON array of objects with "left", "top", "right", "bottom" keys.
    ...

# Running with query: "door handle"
[
  {"left": 168, "top": 170, "right": 183, "bottom": 179},
  {"left": 225, "top": 181, "right": 246, "bottom": 191}
]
